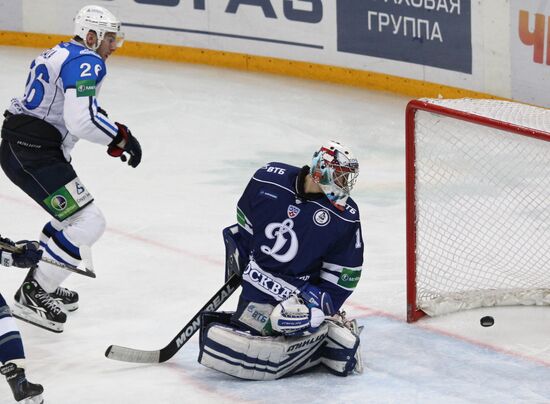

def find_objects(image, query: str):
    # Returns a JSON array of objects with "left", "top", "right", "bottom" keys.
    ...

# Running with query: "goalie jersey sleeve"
[{"left": 236, "top": 162, "right": 364, "bottom": 311}]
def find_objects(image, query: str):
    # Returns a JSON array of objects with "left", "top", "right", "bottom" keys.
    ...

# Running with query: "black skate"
[
  {"left": 12, "top": 268, "right": 67, "bottom": 333},
  {"left": 0, "top": 362, "right": 44, "bottom": 403},
  {"left": 50, "top": 286, "right": 79, "bottom": 312}
]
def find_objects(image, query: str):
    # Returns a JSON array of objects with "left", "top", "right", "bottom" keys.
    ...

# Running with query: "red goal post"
[{"left": 406, "top": 98, "right": 550, "bottom": 322}]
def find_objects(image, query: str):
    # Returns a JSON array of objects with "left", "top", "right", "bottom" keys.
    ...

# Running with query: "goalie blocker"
[{"left": 198, "top": 311, "right": 362, "bottom": 380}]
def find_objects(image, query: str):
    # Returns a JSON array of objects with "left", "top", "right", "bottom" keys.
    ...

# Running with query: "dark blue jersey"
[{"left": 236, "top": 162, "right": 364, "bottom": 310}]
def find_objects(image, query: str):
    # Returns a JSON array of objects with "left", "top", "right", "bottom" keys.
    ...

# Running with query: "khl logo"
[{"left": 260, "top": 218, "right": 298, "bottom": 263}]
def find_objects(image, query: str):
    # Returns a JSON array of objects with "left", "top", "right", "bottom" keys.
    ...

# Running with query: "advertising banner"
[
  {"left": 511, "top": 1, "right": 550, "bottom": 107},
  {"left": 336, "top": 0, "right": 472, "bottom": 74},
  {"left": 0, "top": 0, "right": 515, "bottom": 99}
]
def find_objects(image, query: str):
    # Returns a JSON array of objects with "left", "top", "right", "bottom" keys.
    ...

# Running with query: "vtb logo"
[{"left": 519, "top": 10, "right": 550, "bottom": 65}]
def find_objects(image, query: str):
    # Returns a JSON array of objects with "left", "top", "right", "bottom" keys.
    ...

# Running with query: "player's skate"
[
  {"left": 12, "top": 268, "right": 67, "bottom": 333},
  {"left": 51, "top": 286, "right": 79, "bottom": 312},
  {"left": 0, "top": 362, "right": 44, "bottom": 404}
]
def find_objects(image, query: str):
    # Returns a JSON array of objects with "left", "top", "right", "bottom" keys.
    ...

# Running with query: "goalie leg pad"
[
  {"left": 321, "top": 319, "right": 362, "bottom": 376},
  {"left": 198, "top": 322, "right": 329, "bottom": 380}
]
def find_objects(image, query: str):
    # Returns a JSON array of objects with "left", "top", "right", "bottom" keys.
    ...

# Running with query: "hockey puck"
[{"left": 480, "top": 316, "right": 494, "bottom": 327}]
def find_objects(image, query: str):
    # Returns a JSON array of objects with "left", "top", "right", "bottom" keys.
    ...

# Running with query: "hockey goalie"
[{"left": 198, "top": 141, "right": 364, "bottom": 380}]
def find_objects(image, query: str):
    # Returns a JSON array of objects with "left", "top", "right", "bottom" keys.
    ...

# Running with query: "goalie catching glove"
[
  {"left": 107, "top": 122, "right": 142, "bottom": 168},
  {"left": 269, "top": 285, "right": 335, "bottom": 336}
]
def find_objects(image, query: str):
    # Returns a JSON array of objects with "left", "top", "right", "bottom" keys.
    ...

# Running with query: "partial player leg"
[
  {"left": 0, "top": 363, "right": 44, "bottom": 404},
  {"left": 198, "top": 312, "right": 329, "bottom": 380},
  {"left": 30, "top": 204, "right": 105, "bottom": 315},
  {"left": 34, "top": 204, "right": 104, "bottom": 291},
  {"left": 0, "top": 294, "right": 44, "bottom": 403},
  {"left": 1, "top": 141, "right": 100, "bottom": 320},
  {"left": 39, "top": 221, "right": 81, "bottom": 312}
]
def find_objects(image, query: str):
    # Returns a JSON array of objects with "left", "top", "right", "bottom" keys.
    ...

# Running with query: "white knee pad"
[
  {"left": 35, "top": 203, "right": 105, "bottom": 292},
  {"left": 199, "top": 323, "right": 329, "bottom": 380},
  {"left": 40, "top": 203, "right": 106, "bottom": 247},
  {"left": 321, "top": 317, "right": 362, "bottom": 376},
  {"left": 62, "top": 203, "right": 106, "bottom": 246}
]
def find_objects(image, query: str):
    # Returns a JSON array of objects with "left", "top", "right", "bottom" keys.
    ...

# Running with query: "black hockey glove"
[
  {"left": 0, "top": 237, "right": 42, "bottom": 268},
  {"left": 12, "top": 241, "right": 42, "bottom": 268},
  {"left": 107, "top": 123, "right": 142, "bottom": 168}
]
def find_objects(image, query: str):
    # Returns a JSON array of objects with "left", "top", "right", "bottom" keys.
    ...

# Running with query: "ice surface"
[{"left": 0, "top": 46, "right": 549, "bottom": 404}]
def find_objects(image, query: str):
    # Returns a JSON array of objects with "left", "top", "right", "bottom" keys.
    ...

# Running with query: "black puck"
[{"left": 480, "top": 316, "right": 494, "bottom": 327}]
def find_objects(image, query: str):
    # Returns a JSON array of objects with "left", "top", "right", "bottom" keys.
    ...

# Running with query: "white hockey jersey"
[{"left": 8, "top": 40, "right": 119, "bottom": 161}]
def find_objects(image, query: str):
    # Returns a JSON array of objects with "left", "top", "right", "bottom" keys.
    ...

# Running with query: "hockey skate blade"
[
  {"left": 23, "top": 393, "right": 44, "bottom": 404},
  {"left": 12, "top": 303, "right": 64, "bottom": 333},
  {"left": 52, "top": 299, "right": 78, "bottom": 312},
  {"left": 105, "top": 345, "right": 160, "bottom": 363},
  {"left": 63, "top": 302, "right": 78, "bottom": 312}
]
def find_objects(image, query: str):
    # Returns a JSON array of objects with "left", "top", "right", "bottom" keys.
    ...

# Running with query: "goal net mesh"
[{"left": 412, "top": 98, "right": 550, "bottom": 316}]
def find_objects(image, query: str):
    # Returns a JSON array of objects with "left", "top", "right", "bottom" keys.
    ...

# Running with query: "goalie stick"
[
  {"left": 0, "top": 240, "right": 96, "bottom": 278},
  {"left": 105, "top": 272, "right": 241, "bottom": 363}
]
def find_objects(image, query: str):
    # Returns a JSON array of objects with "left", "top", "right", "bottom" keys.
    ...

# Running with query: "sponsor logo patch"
[
  {"left": 338, "top": 268, "right": 362, "bottom": 289},
  {"left": 43, "top": 177, "right": 94, "bottom": 220},
  {"left": 76, "top": 79, "right": 96, "bottom": 97},
  {"left": 51, "top": 195, "right": 67, "bottom": 211}
]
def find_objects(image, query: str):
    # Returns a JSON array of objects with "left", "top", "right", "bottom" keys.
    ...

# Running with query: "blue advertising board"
[{"left": 337, "top": 0, "right": 472, "bottom": 74}]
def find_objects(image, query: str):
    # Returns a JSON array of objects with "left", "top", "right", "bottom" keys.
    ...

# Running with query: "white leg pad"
[
  {"left": 199, "top": 323, "right": 328, "bottom": 380},
  {"left": 321, "top": 318, "right": 362, "bottom": 376}
]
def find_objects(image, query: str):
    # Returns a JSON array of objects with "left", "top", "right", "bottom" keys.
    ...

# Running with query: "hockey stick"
[
  {"left": 105, "top": 272, "right": 241, "bottom": 363},
  {"left": 0, "top": 240, "right": 96, "bottom": 278}
]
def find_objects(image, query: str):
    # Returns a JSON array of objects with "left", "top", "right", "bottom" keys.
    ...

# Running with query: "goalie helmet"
[
  {"left": 74, "top": 5, "right": 124, "bottom": 50},
  {"left": 310, "top": 141, "right": 359, "bottom": 210}
]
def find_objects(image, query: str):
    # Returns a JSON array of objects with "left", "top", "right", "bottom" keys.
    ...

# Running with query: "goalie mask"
[
  {"left": 74, "top": 5, "right": 125, "bottom": 51},
  {"left": 310, "top": 141, "right": 359, "bottom": 210}
]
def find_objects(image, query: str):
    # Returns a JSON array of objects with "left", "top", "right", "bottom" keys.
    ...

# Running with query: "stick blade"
[{"left": 105, "top": 345, "right": 160, "bottom": 364}]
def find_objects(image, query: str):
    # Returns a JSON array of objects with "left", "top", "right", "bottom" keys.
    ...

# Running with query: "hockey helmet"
[
  {"left": 74, "top": 5, "right": 124, "bottom": 50},
  {"left": 310, "top": 141, "right": 359, "bottom": 209}
]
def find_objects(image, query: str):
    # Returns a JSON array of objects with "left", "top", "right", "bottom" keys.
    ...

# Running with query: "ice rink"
[{"left": 1, "top": 45, "right": 550, "bottom": 404}]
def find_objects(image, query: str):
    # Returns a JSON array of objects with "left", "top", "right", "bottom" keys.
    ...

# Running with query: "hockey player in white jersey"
[
  {"left": 0, "top": 236, "right": 44, "bottom": 403},
  {"left": 199, "top": 141, "right": 364, "bottom": 380},
  {"left": 0, "top": 5, "right": 142, "bottom": 333}
]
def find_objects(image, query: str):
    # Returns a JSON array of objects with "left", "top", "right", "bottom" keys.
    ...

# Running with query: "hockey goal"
[{"left": 406, "top": 98, "right": 550, "bottom": 322}]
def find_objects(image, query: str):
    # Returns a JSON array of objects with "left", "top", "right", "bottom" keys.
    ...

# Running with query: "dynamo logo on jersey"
[{"left": 260, "top": 219, "right": 298, "bottom": 263}]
